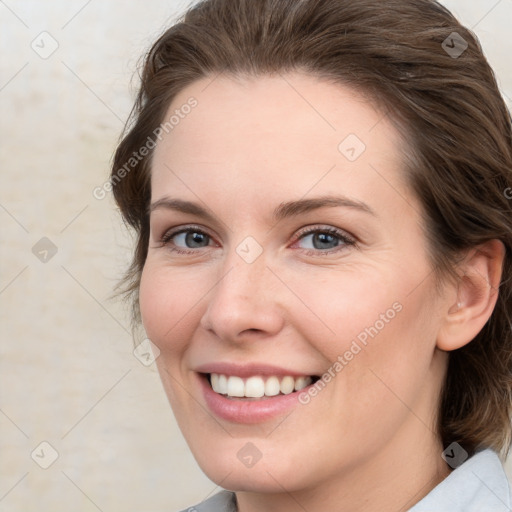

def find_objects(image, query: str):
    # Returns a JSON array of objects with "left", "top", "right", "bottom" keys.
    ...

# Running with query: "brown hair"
[{"left": 110, "top": 0, "right": 512, "bottom": 458}]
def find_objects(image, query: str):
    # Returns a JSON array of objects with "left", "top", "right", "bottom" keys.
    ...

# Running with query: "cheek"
[
  {"left": 138, "top": 262, "right": 207, "bottom": 355},
  {"left": 275, "top": 263, "right": 404, "bottom": 356},
  {"left": 283, "top": 262, "right": 437, "bottom": 392}
]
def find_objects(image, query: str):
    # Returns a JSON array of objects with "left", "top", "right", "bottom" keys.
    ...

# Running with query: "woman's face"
[{"left": 139, "top": 73, "right": 450, "bottom": 494}]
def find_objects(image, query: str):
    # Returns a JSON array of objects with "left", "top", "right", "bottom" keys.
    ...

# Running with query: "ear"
[{"left": 437, "top": 239, "right": 505, "bottom": 351}]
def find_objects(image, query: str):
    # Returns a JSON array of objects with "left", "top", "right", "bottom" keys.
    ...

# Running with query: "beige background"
[{"left": 1, "top": 1, "right": 511, "bottom": 511}]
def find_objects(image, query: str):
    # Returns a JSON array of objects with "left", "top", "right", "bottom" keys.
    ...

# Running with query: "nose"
[{"left": 199, "top": 249, "right": 285, "bottom": 343}]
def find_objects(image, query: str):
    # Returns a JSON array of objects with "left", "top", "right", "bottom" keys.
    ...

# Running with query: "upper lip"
[{"left": 194, "top": 362, "right": 319, "bottom": 378}]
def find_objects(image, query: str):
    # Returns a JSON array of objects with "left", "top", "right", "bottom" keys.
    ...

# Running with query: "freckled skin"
[{"left": 139, "top": 73, "right": 453, "bottom": 512}]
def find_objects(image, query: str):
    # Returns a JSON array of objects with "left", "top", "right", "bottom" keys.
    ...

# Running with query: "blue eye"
[
  {"left": 171, "top": 231, "right": 210, "bottom": 248},
  {"left": 298, "top": 231, "right": 341, "bottom": 250},
  {"left": 294, "top": 226, "right": 356, "bottom": 255},
  {"left": 160, "top": 226, "right": 213, "bottom": 254}
]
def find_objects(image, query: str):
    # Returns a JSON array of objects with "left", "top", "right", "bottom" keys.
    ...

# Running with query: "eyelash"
[{"left": 158, "top": 224, "right": 357, "bottom": 256}]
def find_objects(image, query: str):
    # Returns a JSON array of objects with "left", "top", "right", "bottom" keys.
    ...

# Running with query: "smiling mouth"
[{"left": 204, "top": 373, "right": 321, "bottom": 400}]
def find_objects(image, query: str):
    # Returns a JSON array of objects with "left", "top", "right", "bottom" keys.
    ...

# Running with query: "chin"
[
  {"left": 189, "top": 439, "right": 310, "bottom": 493},
  {"left": 201, "top": 461, "right": 294, "bottom": 493}
]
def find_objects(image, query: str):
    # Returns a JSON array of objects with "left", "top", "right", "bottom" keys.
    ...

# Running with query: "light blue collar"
[{"left": 410, "top": 449, "right": 512, "bottom": 512}]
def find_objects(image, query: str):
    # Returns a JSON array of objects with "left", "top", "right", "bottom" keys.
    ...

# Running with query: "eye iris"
[
  {"left": 186, "top": 232, "right": 208, "bottom": 248},
  {"left": 313, "top": 232, "right": 339, "bottom": 250}
]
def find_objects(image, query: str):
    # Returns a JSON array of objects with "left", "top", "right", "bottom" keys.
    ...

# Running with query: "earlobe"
[{"left": 436, "top": 239, "right": 505, "bottom": 352}]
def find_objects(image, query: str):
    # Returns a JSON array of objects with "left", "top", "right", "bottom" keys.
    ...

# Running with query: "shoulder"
[
  {"left": 177, "top": 490, "right": 237, "bottom": 512},
  {"left": 409, "top": 448, "right": 512, "bottom": 512}
]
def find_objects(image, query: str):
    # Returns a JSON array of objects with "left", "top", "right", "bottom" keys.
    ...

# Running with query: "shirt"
[{"left": 179, "top": 449, "right": 512, "bottom": 512}]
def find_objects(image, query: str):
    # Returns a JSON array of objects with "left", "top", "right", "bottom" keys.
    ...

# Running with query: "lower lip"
[{"left": 198, "top": 373, "right": 314, "bottom": 424}]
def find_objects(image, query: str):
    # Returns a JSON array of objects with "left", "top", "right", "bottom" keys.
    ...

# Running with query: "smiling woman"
[{"left": 110, "top": 0, "right": 512, "bottom": 511}]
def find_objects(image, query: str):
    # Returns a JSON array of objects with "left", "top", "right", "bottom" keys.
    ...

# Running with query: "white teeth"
[
  {"left": 218, "top": 374, "right": 228, "bottom": 394},
  {"left": 294, "top": 376, "right": 310, "bottom": 391},
  {"left": 209, "top": 374, "right": 313, "bottom": 398},
  {"left": 210, "top": 373, "right": 220, "bottom": 393},
  {"left": 245, "top": 376, "right": 265, "bottom": 398},
  {"left": 264, "top": 376, "right": 281, "bottom": 396},
  {"left": 280, "top": 376, "right": 295, "bottom": 395},
  {"left": 227, "top": 376, "right": 245, "bottom": 397}
]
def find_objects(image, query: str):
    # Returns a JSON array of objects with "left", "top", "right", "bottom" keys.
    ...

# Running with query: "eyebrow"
[{"left": 149, "top": 195, "right": 376, "bottom": 223}]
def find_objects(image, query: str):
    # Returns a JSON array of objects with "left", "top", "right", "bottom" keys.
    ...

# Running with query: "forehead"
[{"left": 150, "top": 73, "right": 411, "bottom": 216}]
